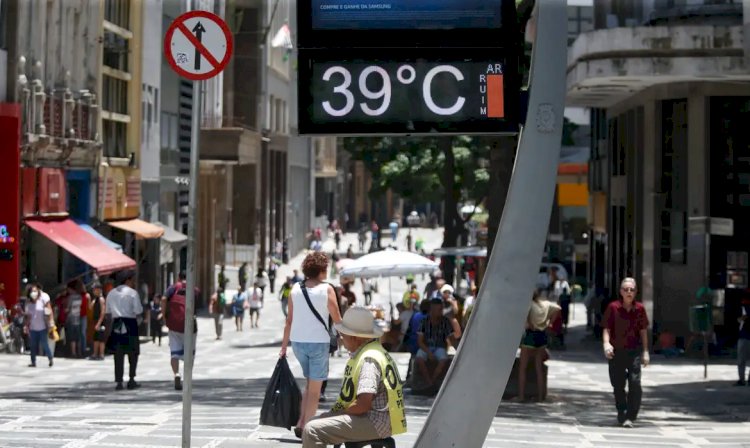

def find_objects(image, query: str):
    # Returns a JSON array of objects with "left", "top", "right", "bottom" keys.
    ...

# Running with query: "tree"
[{"left": 342, "top": 135, "right": 490, "bottom": 284}]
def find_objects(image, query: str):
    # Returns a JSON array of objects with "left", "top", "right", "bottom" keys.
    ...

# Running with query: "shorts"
[
  {"left": 93, "top": 327, "right": 107, "bottom": 342},
  {"left": 232, "top": 307, "right": 245, "bottom": 318},
  {"left": 521, "top": 330, "right": 548, "bottom": 348},
  {"left": 169, "top": 332, "right": 196, "bottom": 360},
  {"left": 292, "top": 341, "right": 330, "bottom": 381},
  {"left": 416, "top": 347, "right": 448, "bottom": 361},
  {"left": 65, "top": 324, "right": 81, "bottom": 341},
  {"left": 249, "top": 307, "right": 260, "bottom": 317}
]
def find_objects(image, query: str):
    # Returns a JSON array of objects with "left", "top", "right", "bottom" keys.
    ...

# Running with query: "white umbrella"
[
  {"left": 340, "top": 249, "right": 438, "bottom": 278},
  {"left": 340, "top": 249, "right": 439, "bottom": 316},
  {"left": 460, "top": 204, "right": 483, "bottom": 215}
]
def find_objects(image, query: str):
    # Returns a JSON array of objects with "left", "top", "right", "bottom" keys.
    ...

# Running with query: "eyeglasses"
[{"left": 621, "top": 287, "right": 636, "bottom": 293}]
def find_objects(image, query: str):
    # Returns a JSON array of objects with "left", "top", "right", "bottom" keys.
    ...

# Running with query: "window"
[
  {"left": 103, "top": 31, "right": 129, "bottom": 72},
  {"left": 104, "top": 0, "right": 130, "bottom": 29},
  {"left": 268, "top": 95, "right": 275, "bottom": 131},
  {"left": 102, "top": 75, "right": 128, "bottom": 115},
  {"left": 103, "top": 120, "right": 127, "bottom": 158},
  {"left": 161, "top": 112, "right": 179, "bottom": 151},
  {"left": 275, "top": 98, "right": 283, "bottom": 133},
  {"left": 101, "top": 0, "right": 131, "bottom": 159},
  {"left": 0, "top": 0, "right": 7, "bottom": 50},
  {"left": 659, "top": 99, "right": 688, "bottom": 264},
  {"left": 567, "top": 6, "right": 594, "bottom": 43}
]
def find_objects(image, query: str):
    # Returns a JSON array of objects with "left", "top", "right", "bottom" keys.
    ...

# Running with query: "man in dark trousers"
[
  {"left": 736, "top": 295, "right": 750, "bottom": 386},
  {"left": 602, "top": 277, "right": 650, "bottom": 428},
  {"left": 106, "top": 270, "right": 143, "bottom": 391}
]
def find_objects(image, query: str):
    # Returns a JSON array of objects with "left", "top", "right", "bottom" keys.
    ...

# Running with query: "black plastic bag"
[{"left": 260, "top": 357, "right": 302, "bottom": 429}]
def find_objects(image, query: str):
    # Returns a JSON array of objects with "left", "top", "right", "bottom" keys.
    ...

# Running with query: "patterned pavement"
[{"left": 1, "top": 230, "right": 749, "bottom": 447}]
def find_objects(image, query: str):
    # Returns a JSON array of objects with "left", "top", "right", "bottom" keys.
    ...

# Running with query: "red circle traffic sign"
[{"left": 164, "top": 10, "right": 233, "bottom": 81}]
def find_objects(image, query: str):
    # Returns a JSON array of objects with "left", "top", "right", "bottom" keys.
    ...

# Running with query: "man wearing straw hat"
[{"left": 302, "top": 307, "right": 407, "bottom": 447}]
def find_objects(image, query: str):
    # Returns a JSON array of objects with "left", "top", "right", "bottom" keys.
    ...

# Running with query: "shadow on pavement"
[
  {"left": 0, "top": 378, "right": 272, "bottom": 408},
  {"left": 256, "top": 436, "right": 302, "bottom": 445},
  {"left": 231, "top": 340, "right": 282, "bottom": 349}
]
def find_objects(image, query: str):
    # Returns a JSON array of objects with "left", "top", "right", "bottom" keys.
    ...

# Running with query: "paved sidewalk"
[{"left": 1, "top": 232, "right": 749, "bottom": 447}]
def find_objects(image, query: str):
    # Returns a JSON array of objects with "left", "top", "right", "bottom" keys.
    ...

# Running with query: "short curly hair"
[{"left": 302, "top": 252, "right": 329, "bottom": 279}]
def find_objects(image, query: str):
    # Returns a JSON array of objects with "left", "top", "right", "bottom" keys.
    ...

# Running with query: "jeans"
[
  {"left": 281, "top": 298, "right": 288, "bottom": 317},
  {"left": 80, "top": 319, "right": 88, "bottom": 356},
  {"left": 608, "top": 349, "right": 642, "bottom": 421},
  {"left": 292, "top": 341, "right": 330, "bottom": 380},
  {"left": 213, "top": 313, "right": 223, "bottom": 338},
  {"left": 29, "top": 329, "right": 53, "bottom": 365},
  {"left": 738, "top": 338, "right": 750, "bottom": 381}
]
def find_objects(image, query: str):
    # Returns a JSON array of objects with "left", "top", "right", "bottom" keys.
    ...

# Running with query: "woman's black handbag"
[{"left": 260, "top": 357, "right": 302, "bottom": 429}]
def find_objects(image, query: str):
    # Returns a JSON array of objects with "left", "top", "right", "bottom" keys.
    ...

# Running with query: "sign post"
[{"left": 164, "top": 6, "right": 232, "bottom": 448}]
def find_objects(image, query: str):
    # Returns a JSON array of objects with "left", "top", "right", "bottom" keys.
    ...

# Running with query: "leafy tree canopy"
[{"left": 342, "top": 136, "right": 490, "bottom": 208}]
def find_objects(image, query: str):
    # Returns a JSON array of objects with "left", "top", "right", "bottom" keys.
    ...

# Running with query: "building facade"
[{"left": 569, "top": 0, "right": 750, "bottom": 346}]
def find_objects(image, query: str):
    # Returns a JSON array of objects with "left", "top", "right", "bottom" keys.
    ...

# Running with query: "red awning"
[{"left": 26, "top": 219, "right": 136, "bottom": 275}]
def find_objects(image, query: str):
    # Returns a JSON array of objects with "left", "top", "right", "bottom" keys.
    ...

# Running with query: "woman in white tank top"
[{"left": 280, "top": 252, "right": 343, "bottom": 436}]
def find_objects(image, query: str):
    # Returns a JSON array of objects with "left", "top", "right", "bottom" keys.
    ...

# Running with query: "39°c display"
[{"left": 299, "top": 57, "right": 517, "bottom": 135}]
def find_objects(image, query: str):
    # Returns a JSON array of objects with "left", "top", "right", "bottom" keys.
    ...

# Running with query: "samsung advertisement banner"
[
  {"left": 297, "top": 0, "right": 520, "bottom": 136},
  {"left": 311, "top": 0, "right": 503, "bottom": 30}
]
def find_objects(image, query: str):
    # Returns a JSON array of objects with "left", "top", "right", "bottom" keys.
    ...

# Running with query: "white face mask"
[{"left": 29, "top": 291, "right": 39, "bottom": 300}]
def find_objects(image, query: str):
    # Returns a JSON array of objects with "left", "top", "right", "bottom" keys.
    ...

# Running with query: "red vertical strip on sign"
[
  {"left": 0, "top": 103, "right": 21, "bottom": 309},
  {"left": 487, "top": 74, "right": 505, "bottom": 118}
]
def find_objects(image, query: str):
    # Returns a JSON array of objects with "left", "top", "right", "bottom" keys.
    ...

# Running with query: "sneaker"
[
  {"left": 127, "top": 380, "right": 141, "bottom": 390},
  {"left": 48, "top": 359, "right": 53, "bottom": 367},
  {"left": 319, "top": 394, "right": 327, "bottom": 403},
  {"left": 174, "top": 376, "right": 183, "bottom": 391},
  {"left": 28, "top": 363, "right": 36, "bottom": 368},
  {"left": 115, "top": 382, "right": 124, "bottom": 391},
  {"left": 622, "top": 419, "right": 634, "bottom": 428},
  {"left": 617, "top": 412, "right": 627, "bottom": 425},
  {"left": 734, "top": 380, "right": 747, "bottom": 386}
]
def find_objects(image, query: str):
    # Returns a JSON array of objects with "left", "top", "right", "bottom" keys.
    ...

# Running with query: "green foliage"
[
  {"left": 562, "top": 117, "right": 579, "bottom": 146},
  {"left": 341, "top": 136, "right": 490, "bottom": 207}
]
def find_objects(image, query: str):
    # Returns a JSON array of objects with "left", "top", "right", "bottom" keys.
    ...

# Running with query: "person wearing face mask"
[{"left": 23, "top": 284, "right": 55, "bottom": 367}]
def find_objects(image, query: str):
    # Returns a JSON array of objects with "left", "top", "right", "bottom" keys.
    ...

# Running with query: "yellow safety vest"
[{"left": 331, "top": 340, "right": 407, "bottom": 435}]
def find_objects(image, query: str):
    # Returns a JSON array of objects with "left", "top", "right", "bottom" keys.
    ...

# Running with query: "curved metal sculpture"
[{"left": 414, "top": 1, "right": 568, "bottom": 446}]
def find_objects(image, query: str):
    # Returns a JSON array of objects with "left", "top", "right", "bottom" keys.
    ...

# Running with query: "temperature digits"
[{"left": 320, "top": 64, "right": 465, "bottom": 117}]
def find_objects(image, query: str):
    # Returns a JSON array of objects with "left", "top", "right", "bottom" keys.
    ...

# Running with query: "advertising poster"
[{"left": 312, "top": 0, "right": 503, "bottom": 30}]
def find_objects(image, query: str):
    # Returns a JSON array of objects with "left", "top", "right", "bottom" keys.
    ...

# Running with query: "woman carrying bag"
[{"left": 280, "top": 252, "right": 343, "bottom": 438}]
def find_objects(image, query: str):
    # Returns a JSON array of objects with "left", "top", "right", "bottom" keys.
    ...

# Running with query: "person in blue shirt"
[{"left": 401, "top": 299, "right": 430, "bottom": 384}]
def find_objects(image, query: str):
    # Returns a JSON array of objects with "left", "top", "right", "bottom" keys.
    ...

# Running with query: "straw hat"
[{"left": 334, "top": 306, "right": 384, "bottom": 339}]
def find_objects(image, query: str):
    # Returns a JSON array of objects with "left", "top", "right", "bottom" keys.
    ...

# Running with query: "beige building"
[{"left": 569, "top": 0, "right": 750, "bottom": 346}]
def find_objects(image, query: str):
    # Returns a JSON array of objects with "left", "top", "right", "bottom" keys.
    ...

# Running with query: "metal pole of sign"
[
  {"left": 181, "top": 1, "right": 202, "bottom": 443},
  {"left": 414, "top": 1, "right": 567, "bottom": 445},
  {"left": 181, "top": 76, "right": 201, "bottom": 446}
]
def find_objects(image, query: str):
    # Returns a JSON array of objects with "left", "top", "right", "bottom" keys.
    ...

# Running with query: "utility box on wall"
[
  {"left": 98, "top": 166, "right": 141, "bottom": 221},
  {"left": 21, "top": 168, "right": 69, "bottom": 217}
]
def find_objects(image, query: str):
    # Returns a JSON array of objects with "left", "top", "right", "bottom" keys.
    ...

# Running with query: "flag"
[{"left": 271, "top": 24, "right": 293, "bottom": 49}]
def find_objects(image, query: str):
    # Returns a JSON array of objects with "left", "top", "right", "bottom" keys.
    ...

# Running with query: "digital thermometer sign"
[{"left": 299, "top": 54, "right": 518, "bottom": 135}]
